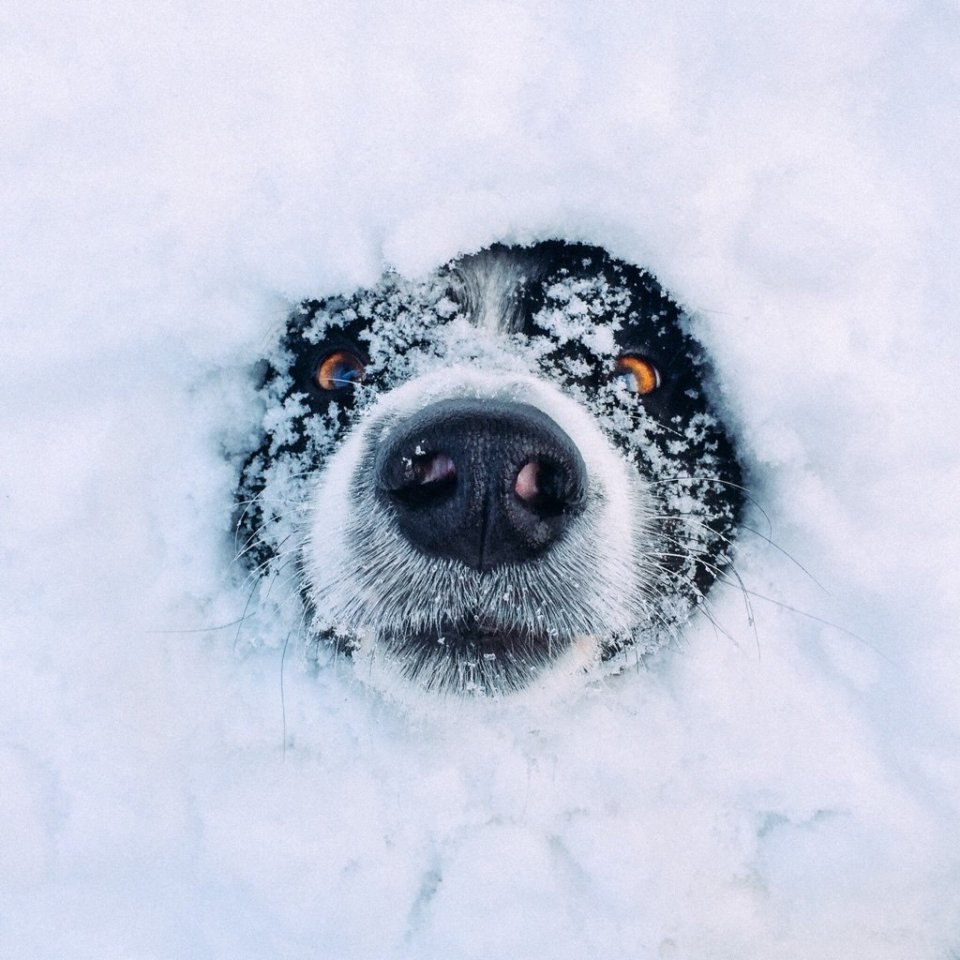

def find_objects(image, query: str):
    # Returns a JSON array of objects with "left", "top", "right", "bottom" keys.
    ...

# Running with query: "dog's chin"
[
  {"left": 329, "top": 618, "right": 604, "bottom": 698},
  {"left": 388, "top": 620, "right": 569, "bottom": 693}
]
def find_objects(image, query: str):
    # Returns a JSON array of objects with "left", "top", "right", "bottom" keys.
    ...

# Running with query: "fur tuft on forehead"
[{"left": 449, "top": 245, "right": 541, "bottom": 334}]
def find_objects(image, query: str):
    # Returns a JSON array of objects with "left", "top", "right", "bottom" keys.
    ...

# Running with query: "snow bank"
[{"left": 2, "top": 0, "right": 959, "bottom": 957}]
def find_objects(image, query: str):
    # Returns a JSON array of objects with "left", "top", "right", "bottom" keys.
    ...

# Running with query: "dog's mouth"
[{"left": 373, "top": 613, "right": 585, "bottom": 694}]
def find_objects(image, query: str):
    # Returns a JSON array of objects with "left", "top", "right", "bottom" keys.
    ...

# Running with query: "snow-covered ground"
[{"left": 3, "top": 1, "right": 959, "bottom": 957}]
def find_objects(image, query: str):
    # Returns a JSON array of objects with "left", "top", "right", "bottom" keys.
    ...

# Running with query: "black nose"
[{"left": 374, "top": 399, "right": 587, "bottom": 570}]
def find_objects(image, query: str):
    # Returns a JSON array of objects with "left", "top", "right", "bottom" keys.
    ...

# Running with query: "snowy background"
[{"left": 3, "top": 1, "right": 960, "bottom": 957}]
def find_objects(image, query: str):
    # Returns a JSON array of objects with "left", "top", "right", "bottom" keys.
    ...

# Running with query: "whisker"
[
  {"left": 646, "top": 475, "right": 769, "bottom": 535},
  {"left": 281, "top": 601, "right": 312, "bottom": 758},
  {"left": 146, "top": 616, "right": 256, "bottom": 635},
  {"left": 739, "top": 523, "right": 827, "bottom": 592},
  {"left": 711, "top": 581, "right": 884, "bottom": 658}
]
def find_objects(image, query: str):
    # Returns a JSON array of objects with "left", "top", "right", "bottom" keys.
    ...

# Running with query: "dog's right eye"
[{"left": 315, "top": 350, "right": 366, "bottom": 391}]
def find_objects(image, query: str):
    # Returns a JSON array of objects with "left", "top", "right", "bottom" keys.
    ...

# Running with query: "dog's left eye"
[
  {"left": 315, "top": 350, "right": 366, "bottom": 391},
  {"left": 613, "top": 354, "right": 661, "bottom": 395}
]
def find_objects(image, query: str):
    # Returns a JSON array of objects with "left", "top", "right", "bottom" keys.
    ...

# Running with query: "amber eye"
[
  {"left": 315, "top": 350, "right": 366, "bottom": 391},
  {"left": 614, "top": 354, "right": 661, "bottom": 395}
]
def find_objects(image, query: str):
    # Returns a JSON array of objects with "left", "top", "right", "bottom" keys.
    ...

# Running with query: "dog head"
[{"left": 237, "top": 241, "right": 743, "bottom": 695}]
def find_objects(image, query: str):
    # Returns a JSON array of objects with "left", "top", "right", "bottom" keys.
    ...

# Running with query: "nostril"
[
  {"left": 513, "top": 457, "right": 581, "bottom": 517},
  {"left": 403, "top": 451, "right": 457, "bottom": 486},
  {"left": 388, "top": 450, "right": 458, "bottom": 508},
  {"left": 514, "top": 460, "right": 540, "bottom": 502}
]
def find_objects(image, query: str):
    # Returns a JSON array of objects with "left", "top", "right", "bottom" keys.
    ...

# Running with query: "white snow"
[{"left": 3, "top": 1, "right": 960, "bottom": 957}]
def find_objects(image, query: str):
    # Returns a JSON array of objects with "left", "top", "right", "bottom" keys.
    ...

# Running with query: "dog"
[{"left": 236, "top": 241, "right": 744, "bottom": 696}]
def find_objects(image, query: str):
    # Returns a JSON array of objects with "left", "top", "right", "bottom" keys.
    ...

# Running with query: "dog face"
[{"left": 237, "top": 241, "right": 743, "bottom": 696}]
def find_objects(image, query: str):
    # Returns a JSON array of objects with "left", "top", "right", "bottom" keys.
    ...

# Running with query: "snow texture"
[{"left": 2, "top": 1, "right": 960, "bottom": 957}]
